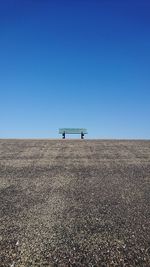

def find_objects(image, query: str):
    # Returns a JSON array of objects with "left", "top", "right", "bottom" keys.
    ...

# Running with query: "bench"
[{"left": 59, "top": 128, "right": 88, "bottom": 139}]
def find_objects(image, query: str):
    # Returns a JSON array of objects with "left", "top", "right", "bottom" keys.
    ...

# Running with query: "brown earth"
[{"left": 0, "top": 139, "right": 150, "bottom": 267}]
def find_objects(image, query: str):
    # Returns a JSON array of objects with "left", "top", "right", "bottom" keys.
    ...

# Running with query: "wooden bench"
[{"left": 59, "top": 128, "right": 88, "bottom": 139}]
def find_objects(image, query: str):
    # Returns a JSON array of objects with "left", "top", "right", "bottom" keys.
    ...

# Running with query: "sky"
[{"left": 0, "top": 0, "right": 150, "bottom": 139}]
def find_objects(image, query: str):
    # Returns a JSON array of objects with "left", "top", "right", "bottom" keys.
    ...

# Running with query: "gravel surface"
[{"left": 0, "top": 139, "right": 150, "bottom": 267}]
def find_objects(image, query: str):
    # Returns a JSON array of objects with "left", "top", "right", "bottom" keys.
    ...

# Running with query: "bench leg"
[{"left": 81, "top": 132, "right": 84, "bottom": 139}]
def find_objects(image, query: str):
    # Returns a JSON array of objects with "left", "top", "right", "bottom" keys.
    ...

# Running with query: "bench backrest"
[{"left": 59, "top": 128, "right": 88, "bottom": 134}]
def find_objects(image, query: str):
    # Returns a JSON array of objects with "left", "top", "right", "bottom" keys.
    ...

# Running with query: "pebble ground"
[{"left": 0, "top": 139, "right": 150, "bottom": 266}]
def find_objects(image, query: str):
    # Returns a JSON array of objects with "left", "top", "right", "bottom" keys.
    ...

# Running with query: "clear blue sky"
[{"left": 0, "top": 0, "right": 150, "bottom": 139}]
